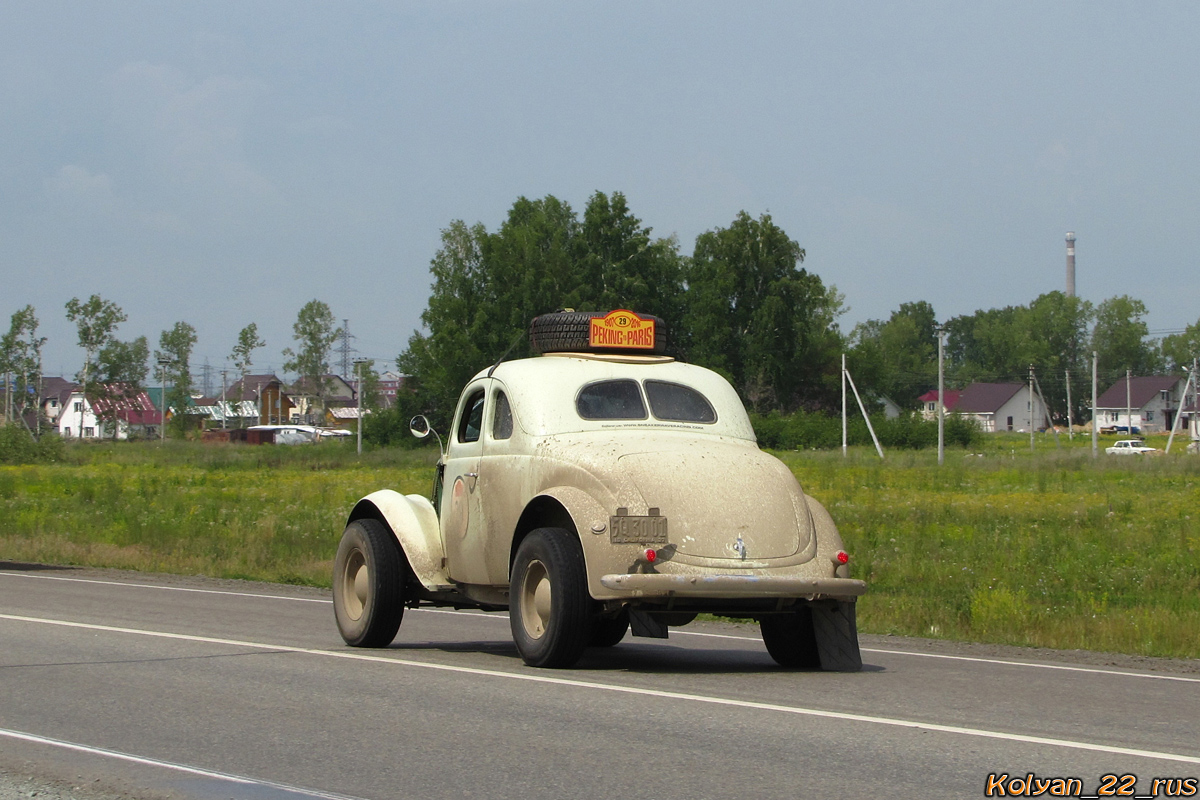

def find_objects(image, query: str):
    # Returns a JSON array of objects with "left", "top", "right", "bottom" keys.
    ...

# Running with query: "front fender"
[{"left": 348, "top": 490, "right": 451, "bottom": 590}]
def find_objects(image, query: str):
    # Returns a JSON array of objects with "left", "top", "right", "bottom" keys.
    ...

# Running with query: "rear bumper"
[{"left": 599, "top": 573, "right": 867, "bottom": 600}]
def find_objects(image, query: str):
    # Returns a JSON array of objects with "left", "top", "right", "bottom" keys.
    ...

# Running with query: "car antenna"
[{"left": 488, "top": 329, "right": 527, "bottom": 377}]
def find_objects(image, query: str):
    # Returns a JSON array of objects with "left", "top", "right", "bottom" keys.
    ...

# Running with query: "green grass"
[
  {"left": 0, "top": 440, "right": 436, "bottom": 585},
  {"left": 782, "top": 432, "right": 1200, "bottom": 659},
  {"left": 1, "top": 433, "right": 1198, "bottom": 658}
]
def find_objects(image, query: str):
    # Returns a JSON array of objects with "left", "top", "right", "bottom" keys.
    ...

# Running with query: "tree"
[
  {"left": 1162, "top": 318, "right": 1200, "bottom": 372},
  {"left": 355, "top": 358, "right": 382, "bottom": 411},
  {"left": 400, "top": 193, "right": 689, "bottom": 425},
  {"left": 93, "top": 336, "right": 150, "bottom": 438},
  {"left": 685, "top": 211, "right": 844, "bottom": 411},
  {"left": 156, "top": 322, "right": 197, "bottom": 437},
  {"left": 65, "top": 295, "right": 127, "bottom": 437},
  {"left": 1091, "top": 295, "right": 1161, "bottom": 385},
  {"left": 1022, "top": 292, "right": 1094, "bottom": 423},
  {"left": 230, "top": 323, "right": 265, "bottom": 377},
  {"left": 577, "top": 191, "right": 686, "bottom": 333},
  {"left": 1, "top": 306, "right": 46, "bottom": 430},
  {"left": 283, "top": 300, "right": 338, "bottom": 421},
  {"left": 848, "top": 301, "right": 938, "bottom": 410}
]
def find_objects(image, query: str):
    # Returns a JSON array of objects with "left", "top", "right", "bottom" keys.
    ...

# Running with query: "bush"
[
  {"left": 0, "top": 423, "right": 65, "bottom": 465},
  {"left": 750, "top": 410, "right": 980, "bottom": 451}
]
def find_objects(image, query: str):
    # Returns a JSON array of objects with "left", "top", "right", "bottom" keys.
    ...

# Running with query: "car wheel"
[
  {"left": 510, "top": 528, "right": 591, "bottom": 668},
  {"left": 333, "top": 518, "right": 405, "bottom": 647},
  {"left": 760, "top": 606, "right": 821, "bottom": 668},
  {"left": 528, "top": 311, "right": 668, "bottom": 355},
  {"left": 810, "top": 600, "right": 863, "bottom": 672},
  {"left": 589, "top": 611, "right": 629, "bottom": 648}
]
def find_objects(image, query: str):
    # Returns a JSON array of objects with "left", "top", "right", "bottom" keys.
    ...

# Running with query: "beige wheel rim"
[
  {"left": 341, "top": 549, "right": 368, "bottom": 621},
  {"left": 519, "top": 559, "right": 552, "bottom": 640}
]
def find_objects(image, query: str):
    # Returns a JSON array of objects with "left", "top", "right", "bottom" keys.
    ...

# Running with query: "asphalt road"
[{"left": 2, "top": 563, "right": 1198, "bottom": 800}]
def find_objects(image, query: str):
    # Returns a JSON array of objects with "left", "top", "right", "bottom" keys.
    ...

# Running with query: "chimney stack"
[{"left": 1065, "top": 231, "right": 1076, "bottom": 297}]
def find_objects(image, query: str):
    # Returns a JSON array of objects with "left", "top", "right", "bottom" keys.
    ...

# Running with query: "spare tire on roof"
[{"left": 529, "top": 310, "right": 668, "bottom": 355}]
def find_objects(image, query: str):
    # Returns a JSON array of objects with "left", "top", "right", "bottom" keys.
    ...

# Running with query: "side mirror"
[{"left": 410, "top": 415, "right": 431, "bottom": 439}]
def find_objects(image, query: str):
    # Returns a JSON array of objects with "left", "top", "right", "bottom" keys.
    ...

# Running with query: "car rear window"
[
  {"left": 576, "top": 380, "right": 648, "bottom": 420},
  {"left": 644, "top": 380, "right": 717, "bottom": 423}
]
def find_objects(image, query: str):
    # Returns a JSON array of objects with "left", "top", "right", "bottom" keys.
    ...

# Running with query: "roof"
[
  {"left": 482, "top": 354, "right": 756, "bottom": 441},
  {"left": 329, "top": 406, "right": 370, "bottom": 420},
  {"left": 88, "top": 387, "right": 163, "bottom": 426},
  {"left": 291, "top": 374, "right": 355, "bottom": 398},
  {"left": 1097, "top": 376, "right": 1184, "bottom": 410},
  {"left": 917, "top": 388, "right": 962, "bottom": 408},
  {"left": 953, "top": 383, "right": 1024, "bottom": 415},
  {"left": 224, "top": 374, "right": 285, "bottom": 401},
  {"left": 41, "top": 377, "right": 78, "bottom": 404}
]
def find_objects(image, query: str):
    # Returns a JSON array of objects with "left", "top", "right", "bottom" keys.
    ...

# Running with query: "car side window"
[
  {"left": 576, "top": 380, "right": 648, "bottom": 420},
  {"left": 457, "top": 389, "right": 486, "bottom": 443},
  {"left": 644, "top": 380, "right": 717, "bottom": 423},
  {"left": 493, "top": 390, "right": 514, "bottom": 440}
]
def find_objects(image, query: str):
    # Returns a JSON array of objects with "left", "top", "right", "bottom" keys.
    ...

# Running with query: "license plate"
[{"left": 609, "top": 515, "right": 668, "bottom": 544}]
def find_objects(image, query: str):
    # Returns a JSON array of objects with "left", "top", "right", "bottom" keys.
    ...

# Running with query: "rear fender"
[
  {"left": 534, "top": 486, "right": 624, "bottom": 598},
  {"left": 348, "top": 490, "right": 451, "bottom": 590},
  {"left": 805, "top": 495, "right": 850, "bottom": 579}
]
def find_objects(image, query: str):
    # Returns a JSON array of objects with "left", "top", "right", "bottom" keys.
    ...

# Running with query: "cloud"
[
  {"left": 106, "top": 62, "right": 282, "bottom": 220},
  {"left": 46, "top": 164, "right": 116, "bottom": 202}
]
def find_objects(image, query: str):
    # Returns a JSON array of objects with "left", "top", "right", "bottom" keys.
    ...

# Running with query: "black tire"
[
  {"left": 760, "top": 606, "right": 821, "bottom": 669},
  {"left": 589, "top": 611, "right": 629, "bottom": 648},
  {"left": 810, "top": 600, "right": 863, "bottom": 672},
  {"left": 529, "top": 311, "right": 668, "bottom": 355},
  {"left": 333, "top": 518, "right": 405, "bottom": 647},
  {"left": 509, "top": 528, "right": 592, "bottom": 668}
]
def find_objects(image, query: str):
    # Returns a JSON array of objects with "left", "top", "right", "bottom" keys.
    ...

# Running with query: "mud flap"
[
  {"left": 629, "top": 609, "right": 669, "bottom": 639},
  {"left": 811, "top": 600, "right": 863, "bottom": 672}
]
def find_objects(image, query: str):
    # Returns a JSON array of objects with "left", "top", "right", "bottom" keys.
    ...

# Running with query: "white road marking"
[
  {"left": 0, "top": 571, "right": 330, "bottom": 603},
  {"left": 3, "top": 612, "right": 1198, "bottom": 766},
  {"left": 0, "top": 726, "right": 365, "bottom": 800},
  {"left": 5, "top": 569, "right": 1198, "bottom": 684}
]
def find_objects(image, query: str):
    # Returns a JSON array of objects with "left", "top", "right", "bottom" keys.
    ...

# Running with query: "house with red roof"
[
  {"left": 918, "top": 382, "right": 1046, "bottom": 433},
  {"left": 57, "top": 385, "right": 162, "bottom": 439}
]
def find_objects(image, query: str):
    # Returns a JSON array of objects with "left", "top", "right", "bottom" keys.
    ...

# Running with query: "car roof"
[{"left": 473, "top": 354, "right": 756, "bottom": 440}]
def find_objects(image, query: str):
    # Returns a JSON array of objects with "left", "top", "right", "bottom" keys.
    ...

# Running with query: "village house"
[
  {"left": 918, "top": 382, "right": 1047, "bottom": 433},
  {"left": 57, "top": 386, "right": 162, "bottom": 439},
  {"left": 289, "top": 374, "right": 356, "bottom": 424},
  {"left": 1095, "top": 375, "right": 1189, "bottom": 434},
  {"left": 223, "top": 374, "right": 294, "bottom": 426}
]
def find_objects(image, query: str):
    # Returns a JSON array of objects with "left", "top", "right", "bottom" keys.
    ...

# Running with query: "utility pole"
[
  {"left": 354, "top": 358, "right": 367, "bottom": 456},
  {"left": 937, "top": 326, "right": 945, "bottom": 465},
  {"left": 220, "top": 369, "right": 228, "bottom": 429},
  {"left": 1064, "top": 369, "right": 1074, "bottom": 441},
  {"left": 841, "top": 354, "right": 847, "bottom": 457},
  {"left": 1126, "top": 369, "right": 1133, "bottom": 437},
  {"left": 157, "top": 357, "right": 171, "bottom": 443},
  {"left": 200, "top": 359, "right": 214, "bottom": 397},
  {"left": 1029, "top": 364, "right": 1036, "bottom": 452},
  {"left": 1091, "top": 351, "right": 1098, "bottom": 457},
  {"left": 1194, "top": 356, "right": 1199, "bottom": 443},
  {"left": 337, "top": 320, "right": 357, "bottom": 379}
]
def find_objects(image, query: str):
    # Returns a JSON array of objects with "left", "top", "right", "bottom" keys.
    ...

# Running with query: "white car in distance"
[{"left": 1105, "top": 439, "right": 1158, "bottom": 455}]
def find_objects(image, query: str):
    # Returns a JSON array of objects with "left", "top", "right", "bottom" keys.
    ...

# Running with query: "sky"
[{"left": 3, "top": 2, "right": 1198, "bottom": 388}]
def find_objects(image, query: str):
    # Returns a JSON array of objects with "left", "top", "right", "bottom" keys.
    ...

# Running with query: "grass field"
[{"left": 1, "top": 432, "right": 1197, "bottom": 658}]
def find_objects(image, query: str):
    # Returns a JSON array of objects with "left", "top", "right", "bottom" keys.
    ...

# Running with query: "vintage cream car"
[{"left": 333, "top": 312, "right": 866, "bottom": 669}]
